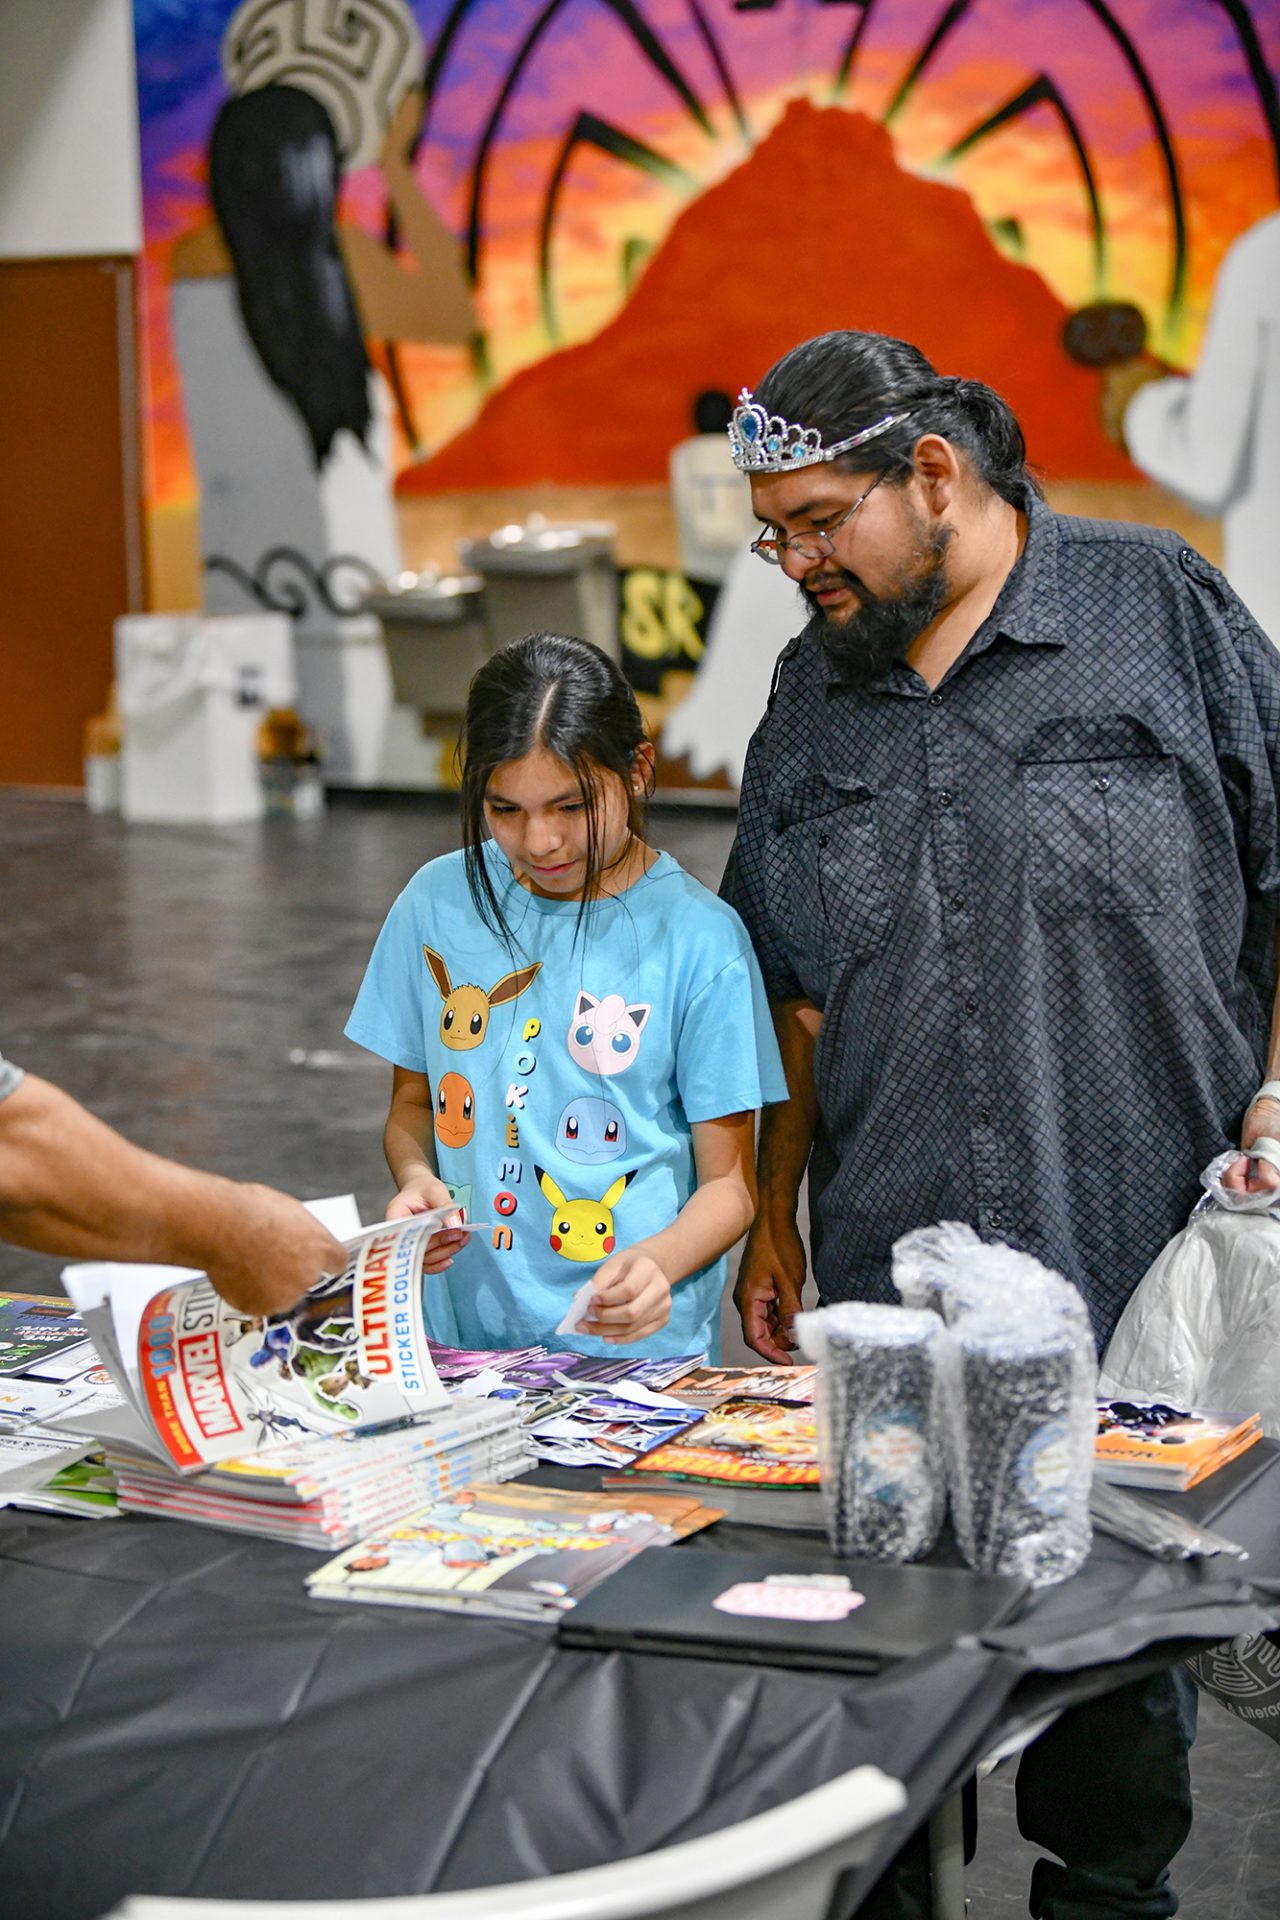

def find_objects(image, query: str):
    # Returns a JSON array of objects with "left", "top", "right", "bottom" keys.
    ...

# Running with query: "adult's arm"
[
  {"left": 1223, "top": 925, "right": 1280, "bottom": 1197},
  {"left": 1123, "top": 216, "right": 1277, "bottom": 512},
  {"left": 0, "top": 1072, "right": 346, "bottom": 1316},
  {"left": 734, "top": 997, "right": 821, "bottom": 1363},
  {"left": 341, "top": 89, "right": 474, "bottom": 345}
]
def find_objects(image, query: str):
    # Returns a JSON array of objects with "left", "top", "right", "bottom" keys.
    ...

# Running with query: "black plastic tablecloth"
[{"left": 1, "top": 1449, "right": 1277, "bottom": 1920}]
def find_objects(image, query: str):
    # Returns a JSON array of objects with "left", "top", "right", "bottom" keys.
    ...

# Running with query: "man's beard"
[{"left": 801, "top": 522, "right": 953, "bottom": 689}]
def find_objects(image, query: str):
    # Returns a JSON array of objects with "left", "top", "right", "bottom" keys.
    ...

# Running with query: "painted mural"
[{"left": 133, "top": 0, "right": 1280, "bottom": 780}]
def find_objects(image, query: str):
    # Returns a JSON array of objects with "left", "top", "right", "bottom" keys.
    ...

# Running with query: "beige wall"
[{"left": 0, "top": 0, "right": 142, "bottom": 260}]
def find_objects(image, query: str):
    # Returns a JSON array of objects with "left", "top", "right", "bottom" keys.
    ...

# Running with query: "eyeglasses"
[{"left": 750, "top": 475, "right": 885, "bottom": 566}]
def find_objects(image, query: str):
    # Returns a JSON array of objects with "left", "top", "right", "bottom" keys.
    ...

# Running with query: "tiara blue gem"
[{"left": 727, "top": 387, "right": 911, "bottom": 475}]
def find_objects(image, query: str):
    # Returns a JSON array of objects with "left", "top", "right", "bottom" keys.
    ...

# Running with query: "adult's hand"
[
  {"left": 205, "top": 1186, "right": 348, "bottom": 1317},
  {"left": 734, "top": 1212, "right": 806, "bottom": 1364},
  {"left": 1219, "top": 1096, "right": 1280, "bottom": 1198}
]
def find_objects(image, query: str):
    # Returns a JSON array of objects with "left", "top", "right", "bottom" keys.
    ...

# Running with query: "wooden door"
[{"left": 0, "top": 257, "right": 144, "bottom": 787}]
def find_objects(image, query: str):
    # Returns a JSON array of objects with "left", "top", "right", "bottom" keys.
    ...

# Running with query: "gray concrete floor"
[{"left": 2, "top": 789, "right": 1277, "bottom": 1916}]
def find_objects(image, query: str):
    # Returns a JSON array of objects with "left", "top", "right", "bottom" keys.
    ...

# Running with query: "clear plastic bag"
[{"left": 1100, "top": 1204, "right": 1280, "bottom": 1434}]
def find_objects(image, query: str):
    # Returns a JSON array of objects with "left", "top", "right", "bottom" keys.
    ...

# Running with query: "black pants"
[
  {"left": 858, "top": 1666, "right": 1198, "bottom": 1919},
  {"left": 1018, "top": 1667, "right": 1198, "bottom": 1919}
]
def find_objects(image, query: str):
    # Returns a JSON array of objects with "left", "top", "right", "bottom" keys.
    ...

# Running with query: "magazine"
[
  {"left": 0, "top": 1423, "right": 99, "bottom": 1501},
  {"left": 60, "top": 1210, "right": 478, "bottom": 1472},
  {"left": 523, "top": 1386, "right": 705, "bottom": 1467},
  {"left": 6, "top": 1451, "right": 121, "bottom": 1520},
  {"left": 1094, "top": 1398, "right": 1263, "bottom": 1491},
  {"left": 617, "top": 1398, "right": 820, "bottom": 1488},
  {"left": 306, "top": 1480, "right": 723, "bottom": 1619},
  {"left": 0, "top": 1293, "right": 94, "bottom": 1377},
  {"left": 665, "top": 1364, "right": 818, "bottom": 1408},
  {"left": 426, "top": 1344, "right": 706, "bottom": 1397}
]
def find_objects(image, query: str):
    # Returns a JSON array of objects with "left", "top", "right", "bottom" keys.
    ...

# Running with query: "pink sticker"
[{"left": 712, "top": 1582, "right": 866, "bottom": 1622}]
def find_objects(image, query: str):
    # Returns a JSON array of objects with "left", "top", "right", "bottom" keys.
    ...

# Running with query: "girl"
[{"left": 346, "top": 632, "right": 787, "bottom": 1358}]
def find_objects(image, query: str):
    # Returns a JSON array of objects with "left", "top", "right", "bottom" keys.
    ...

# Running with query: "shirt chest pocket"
[
  {"left": 1019, "top": 715, "right": 1183, "bottom": 916},
  {"left": 766, "top": 777, "right": 892, "bottom": 988}
]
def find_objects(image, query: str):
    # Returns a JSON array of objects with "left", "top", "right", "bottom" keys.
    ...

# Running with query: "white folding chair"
[{"left": 104, "top": 1762, "right": 905, "bottom": 1920}]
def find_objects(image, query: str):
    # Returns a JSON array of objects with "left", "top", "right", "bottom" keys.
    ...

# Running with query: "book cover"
[
  {"left": 306, "top": 1481, "right": 721, "bottom": 1617},
  {"left": 0, "top": 1294, "right": 92, "bottom": 1377},
  {"left": 1094, "top": 1399, "right": 1263, "bottom": 1491},
  {"left": 621, "top": 1398, "right": 820, "bottom": 1487},
  {"left": 64, "top": 1213, "right": 475, "bottom": 1472},
  {"left": 666, "top": 1365, "right": 817, "bottom": 1407}
]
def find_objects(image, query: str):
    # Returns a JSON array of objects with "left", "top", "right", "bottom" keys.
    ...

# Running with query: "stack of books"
[
  {"left": 55, "top": 1213, "right": 528, "bottom": 1547},
  {"left": 1094, "top": 1398, "right": 1263, "bottom": 1491},
  {"left": 305, "top": 1479, "right": 722, "bottom": 1619},
  {"left": 108, "top": 1398, "right": 529, "bottom": 1547}
]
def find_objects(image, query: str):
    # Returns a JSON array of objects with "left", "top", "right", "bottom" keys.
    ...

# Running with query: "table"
[{"left": 1, "top": 1450, "right": 1277, "bottom": 1920}]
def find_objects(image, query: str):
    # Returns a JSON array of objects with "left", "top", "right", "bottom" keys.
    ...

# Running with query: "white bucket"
[{"left": 114, "top": 614, "right": 296, "bottom": 825}]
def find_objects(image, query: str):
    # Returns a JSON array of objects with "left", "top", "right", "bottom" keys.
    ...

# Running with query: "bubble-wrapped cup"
[
  {"left": 796, "top": 1303, "right": 948, "bottom": 1562},
  {"left": 946, "top": 1309, "right": 1094, "bottom": 1587}
]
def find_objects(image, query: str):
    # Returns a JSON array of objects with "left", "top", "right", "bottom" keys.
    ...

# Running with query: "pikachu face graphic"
[{"left": 534, "top": 1166, "right": 636, "bottom": 1263}]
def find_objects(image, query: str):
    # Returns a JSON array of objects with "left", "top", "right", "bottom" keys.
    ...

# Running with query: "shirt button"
[
  {"left": 988, "top": 1210, "right": 1004, "bottom": 1230},
  {"left": 929, "top": 692, "right": 944, "bottom": 707},
  {"left": 977, "top": 1107, "right": 992, "bottom": 1126},
  {"left": 949, "top": 893, "right": 966, "bottom": 911},
  {"left": 964, "top": 998, "right": 979, "bottom": 1016},
  {"left": 937, "top": 791, "right": 953, "bottom": 808},
  {"left": 1093, "top": 775, "right": 1112, "bottom": 793},
  {"left": 818, "top": 831, "right": 830, "bottom": 848}
]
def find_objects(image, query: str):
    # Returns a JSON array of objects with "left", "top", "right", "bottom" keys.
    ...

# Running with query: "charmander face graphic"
[
  {"left": 534, "top": 1166, "right": 636, "bottom": 1262},
  {"left": 566, "top": 991, "right": 650, "bottom": 1077},
  {"left": 423, "top": 946, "right": 541, "bottom": 1051},
  {"left": 435, "top": 1072, "right": 475, "bottom": 1148}
]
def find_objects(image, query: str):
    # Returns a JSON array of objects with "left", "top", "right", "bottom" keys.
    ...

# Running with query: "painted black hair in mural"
[
  {"left": 209, "top": 85, "right": 371, "bottom": 467},
  {"left": 755, "top": 331, "right": 1041, "bottom": 506},
  {"left": 459, "top": 633, "right": 652, "bottom": 946}
]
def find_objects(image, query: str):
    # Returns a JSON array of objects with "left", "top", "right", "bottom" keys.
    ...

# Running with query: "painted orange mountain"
[{"left": 400, "top": 99, "right": 1136, "bottom": 493}]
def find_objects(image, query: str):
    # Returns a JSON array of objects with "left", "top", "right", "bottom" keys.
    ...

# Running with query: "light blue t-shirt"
[{"left": 346, "top": 846, "right": 787, "bottom": 1360}]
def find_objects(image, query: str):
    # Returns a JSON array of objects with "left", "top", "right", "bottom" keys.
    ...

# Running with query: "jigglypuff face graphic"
[
  {"left": 435, "top": 1072, "right": 475, "bottom": 1148},
  {"left": 557, "top": 1096, "right": 627, "bottom": 1163},
  {"left": 423, "top": 946, "right": 541, "bottom": 1051},
  {"left": 534, "top": 1166, "right": 636, "bottom": 1262},
  {"left": 566, "top": 991, "right": 650, "bottom": 1077}
]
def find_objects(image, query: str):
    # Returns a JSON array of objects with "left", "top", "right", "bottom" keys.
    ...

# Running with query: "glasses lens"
[{"left": 752, "top": 540, "right": 782, "bottom": 565}]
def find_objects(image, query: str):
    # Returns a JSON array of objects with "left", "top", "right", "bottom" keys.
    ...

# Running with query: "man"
[
  {"left": 0, "top": 1051, "right": 346, "bottom": 1314},
  {"left": 721, "top": 329, "right": 1280, "bottom": 1920}
]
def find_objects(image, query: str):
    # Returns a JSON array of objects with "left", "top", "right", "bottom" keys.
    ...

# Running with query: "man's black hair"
[{"left": 754, "top": 330, "right": 1040, "bottom": 505}]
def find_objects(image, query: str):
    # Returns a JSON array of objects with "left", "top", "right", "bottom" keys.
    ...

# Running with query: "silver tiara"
[{"left": 728, "top": 388, "right": 910, "bottom": 474}]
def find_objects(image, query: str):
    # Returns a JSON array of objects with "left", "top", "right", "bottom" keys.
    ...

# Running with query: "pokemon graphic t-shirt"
[{"left": 346, "top": 846, "right": 787, "bottom": 1360}]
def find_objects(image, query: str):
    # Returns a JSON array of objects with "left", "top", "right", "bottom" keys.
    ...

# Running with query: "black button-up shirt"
[{"left": 724, "top": 492, "right": 1280, "bottom": 1344}]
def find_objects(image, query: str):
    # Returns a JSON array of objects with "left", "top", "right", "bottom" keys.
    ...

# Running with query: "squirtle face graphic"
[{"left": 556, "top": 1097, "right": 627, "bottom": 1164}]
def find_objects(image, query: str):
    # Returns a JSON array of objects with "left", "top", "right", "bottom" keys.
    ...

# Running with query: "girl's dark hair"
[
  {"left": 459, "top": 633, "right": 653, "bottom": 943},
  {"left": 209, "top": 86, "right": 372, "bottom": 467},
  {"left": 754, "top": 330, "right": 1041, "bottom": 505}
]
